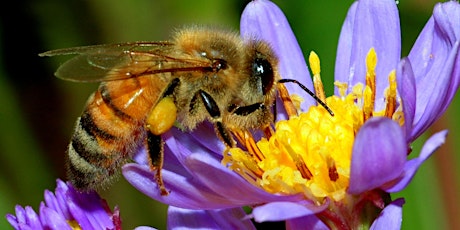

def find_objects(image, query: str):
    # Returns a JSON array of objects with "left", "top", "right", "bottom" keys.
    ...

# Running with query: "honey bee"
[{"left": 40, "top": 27, "right": 331, "bottom": 195}]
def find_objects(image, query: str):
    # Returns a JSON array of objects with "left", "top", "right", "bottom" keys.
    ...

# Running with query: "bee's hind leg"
[
  {"left": 145, "top": 131, "right": 169, "bottom": 196},
  {"left": 144, "top": 95, "right": 178, "bottom": 196}
]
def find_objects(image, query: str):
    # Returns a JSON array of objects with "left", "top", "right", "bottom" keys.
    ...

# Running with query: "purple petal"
[
  {"left": 207, "top": 208, "right": 256, "bottom": 230},
  {"left": 133, "top": 123, "right": 224, "bottom": 167},
  {"left": 39, "top": 204, "right": 72, "bottom": 230},
  {"left": 165, "top": 124, "right": 224, "bottom": 166},
  {"left": 124, "top": 137, "right": 241, "bottom": 209},
  {"left": 7, "top": 179, "right": 116, "bottom": 230},
  {"left": 15, "top": 206, "right": 26, "bottom": 223},
  {"left": 133, "top": 123, "right": 225, "bottom": 175},
  {"left": 396, "top": 58, "right": 416, "bottom": 142},
  {"left": 168, "top": 207, "right": 218, "bottom": 229},
  {"left": 408, "top": 1, "right": 460, "bottom": 139},
  {"left": 286, "top": 215, "right": 329, "bottom": 230},
  {"left": 123, "top": 163, "right": 236, "bottom": 210},
  {"left": 124, "top": 149, "right": 302, "bottom": 209},
  {"left": 66, "top": 198, "right": 93, "bottom": 229},
  {"left": 186, "top": 152, "right": 304, "bottom": 205},
  {"left": 23, "top": 206, "right": 42, "bottom": 230},
  {"left": 178, "top": 122, "right": 225, "bottom": 156},
  {"left": 134, "top": 227, "right": 157, "bottom": 230},
  {"left": 5, "top": 213, "right": 19, "bottom": 230},
  {"left": 167, "top": 206, "right": 255, "bottom": 230},
  {"left": 6, "top": 205, "right": 42, "bottom": 230},
  {"left": 126, "top": 125, "right": 231, "bottom": 210},
  {"left": 348, "top": 117, "right": 406, "bottom": 194},
  {"left": 370, "top": 198, "right": 405, "bottom": 230},
  {"left": 251, "top": 201, "right": 328, "bottom": 222},
  {"left": 8, "top": 206, "right": 26, "bottom": 229},
  {"left": 335, "top": 0, "right": 401, "bottom": 109},
  {"left": 66, "top": 180, "right": 116, "bottom": 230},
  {"left": 66, "top": 187, "right": 114, "bottom": 230},
  {"left": 383, "top": 130, "right": 448, "bottom": 193},
  {"left": 43, "top": 186, "right": 71, "bottom": 222},
  {"left": 43, "top": 190, "right": 59, "bottom": 214},
  {"left": 240, "top": 0, "right": 315, "bottom": 117},
  {"left": 54, "top": 181, "right": 73, "bottom": 219},
  {"left": 334, "top": 1, "right": 358, "bottom": 93}
]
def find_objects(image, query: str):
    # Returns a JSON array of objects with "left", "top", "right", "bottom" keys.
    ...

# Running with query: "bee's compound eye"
[{"left": 252, "top": 58, "right": 274, "bottom": 95}]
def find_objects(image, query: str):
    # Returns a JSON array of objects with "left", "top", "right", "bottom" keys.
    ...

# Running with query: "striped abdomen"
[{"left": 67, "top": 76, "right": 167, "bottom": 190}]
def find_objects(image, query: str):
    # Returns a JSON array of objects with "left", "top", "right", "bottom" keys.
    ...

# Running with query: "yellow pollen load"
[
  {"left": 223, "top": 49, "right": 403, "bottom": 203},
  {"left": 147, "top": 97, "right": 177, "bottom": 136}
]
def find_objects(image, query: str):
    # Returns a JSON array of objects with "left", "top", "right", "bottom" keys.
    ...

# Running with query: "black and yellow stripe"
[{"left": 66, "top": 81, "right": 144, "bottom": 190}]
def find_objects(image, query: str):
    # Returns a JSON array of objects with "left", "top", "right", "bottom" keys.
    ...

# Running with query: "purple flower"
[
  {"left": 123, "top": 0, "right": 459, "bottom": 229},
  {"left": 6, "top": 179, "right": 121, "bottom": 230},
  {"left": 167, "top": 206, "right": 255, "bottom": 229}
]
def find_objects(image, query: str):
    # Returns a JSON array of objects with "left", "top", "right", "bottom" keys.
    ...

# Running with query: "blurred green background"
[{"left": 0, "top": 0, "right": 458, "bottom": 229}]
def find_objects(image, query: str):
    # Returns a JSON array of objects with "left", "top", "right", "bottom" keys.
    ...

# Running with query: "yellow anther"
[
  {"left": 363, "top": 85, "right": 374, "bottom": 121},
  {"left": 364, "top": 49, "right": 377, "bottom": 121},
  {"left": 385, "top": 70, "right": 397, "bottom": 118},
  {"left": 283, "top": 142, "right": 313, "bottom": 180},
  {"left": 290, "top": 94, "right": 304, "bottom": 112},
  {"left": 352, "top": 83, "right": 364, "bottom": 104},
  {"left": 366, "top": 49, "right": 377, "bottom": 97},
  {"left": 388, "top": 71, "right": 397, "bottom": 97},
  {"left": 147, "top": 97, "right": 177, "bottom": 135},
  {"left": 278, "top": 83, "right": 299, "bottom": 117},
  {"left": 309, "top": 51, "right": 326, "bottom": 102},
  {"left": 366, "top": 48, "right": 377, "bottom": 76},
  {"left": 334, "top": 81, "right": 348, "bottom": 98},
  {"left": 309, "top": 51, "right": 321, "bottom": 75}
]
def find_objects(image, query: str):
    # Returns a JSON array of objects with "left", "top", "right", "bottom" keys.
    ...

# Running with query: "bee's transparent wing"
[{"left": 40, "top": 41, "right": 211, "bottom": 82}]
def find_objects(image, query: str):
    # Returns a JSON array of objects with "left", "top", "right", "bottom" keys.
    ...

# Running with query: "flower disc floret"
[{"left": 225, "top": 49, "right": 401, "bottom": 204}]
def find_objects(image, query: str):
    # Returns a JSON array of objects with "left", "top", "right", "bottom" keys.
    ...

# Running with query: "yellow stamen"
[
  {"left": 385, "top": 70, "right": 397, "bottom": 118},
  {"left": 283, "top": 143, "right": 313, "bottom": 180},
  {"left": 309, "top": 51, "right": 326, "bottom": 102},
  {"left": 277, "top": 83, "right": 299, "bottom": 117},
  {"left": 224, "top": 48, "right": 404, "bottom": 203},
  {"left": 334, "top": 81, "right": 348, "bottom": 98},
  {"left": 366, "top": 48, "right": 377, "bottom": 96},
  {"left": 232, "top": 130, "right": 264, "bottom": 162},
  {"left": 223, "top": 147, "right": 264, "bottom": 179},
  {"left": 309, "top": 51, "right": 321, "bottom": 76},
  {"left": 289, "top": 94, "right": 304, "bottom": 112},
  {"left": 363, "top": 85, "right": 374, "bottom": 120},
  {"left": 364, "top": 48, "right": 377, "bottom": 120}
]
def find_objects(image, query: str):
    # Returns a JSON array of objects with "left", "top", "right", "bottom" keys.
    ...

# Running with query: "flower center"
[{"left": 223, "top": 49, "right": 403, "bottom": 203}]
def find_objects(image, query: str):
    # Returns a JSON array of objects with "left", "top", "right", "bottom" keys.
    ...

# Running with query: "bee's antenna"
[{"left": 278, "top": 79, "right": 334, "bottom": 116}]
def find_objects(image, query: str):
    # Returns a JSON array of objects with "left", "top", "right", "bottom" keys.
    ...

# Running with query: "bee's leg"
[
  {"left": 162, "top": 78, "right": 180, "bottom": 98},
  {"left": 198, "top": 90, "right": 235, "bottom": 147},
  {"left": 232, "top": 103, "right": 264, "bottom": 116},
  {"left": 145, "top": 131, "right": 168, "bottom": 196},
  {"left": 231, "top": 103, "right": 275, "bottom": 139},
  {"left": 145, "top": 95, "right": 178, "bottom": 196}
]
